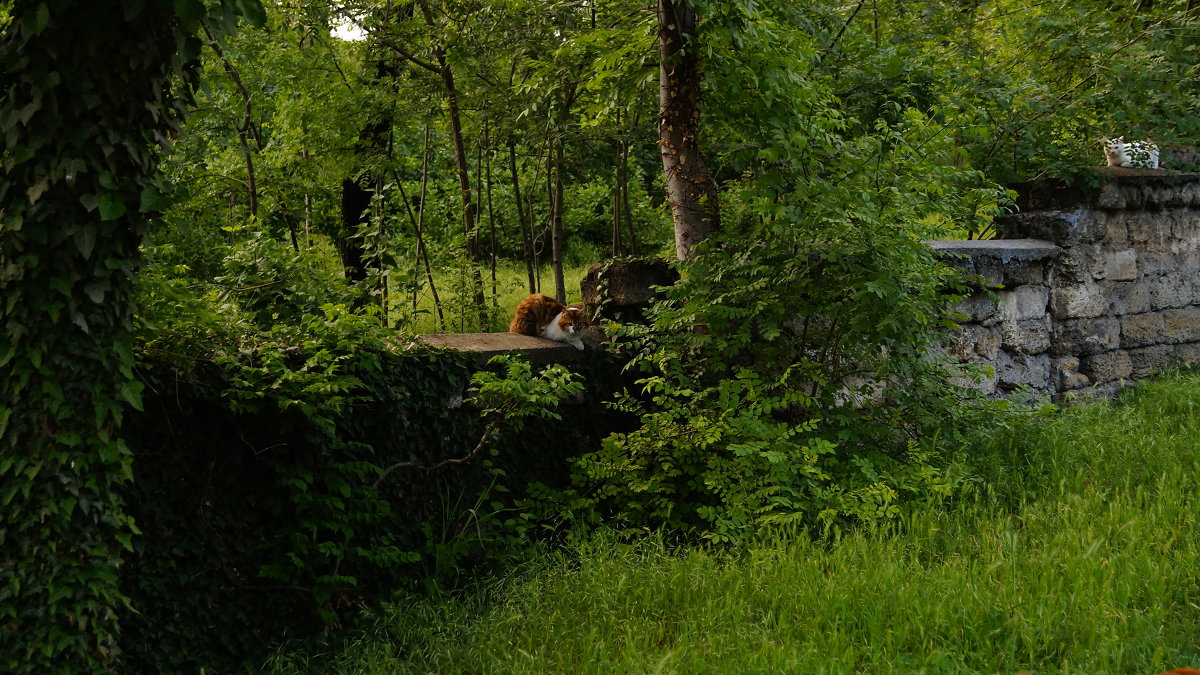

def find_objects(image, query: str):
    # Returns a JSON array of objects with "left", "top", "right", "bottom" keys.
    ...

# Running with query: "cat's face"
[
  {"left": 556, "top": 306, "right": 589, "bottom": 334},
  {"left": 1102, "top": 136, "right": 1124, "bottom": 163}
]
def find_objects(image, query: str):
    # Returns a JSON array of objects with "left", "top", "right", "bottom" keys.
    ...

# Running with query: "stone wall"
[{"left": 937, "top": 169, "right": 1200, "bottom": 399}]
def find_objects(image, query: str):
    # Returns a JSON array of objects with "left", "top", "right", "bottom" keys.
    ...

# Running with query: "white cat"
[{"left": 1102, "top": 136, "right": 1159, "bottom": 169}]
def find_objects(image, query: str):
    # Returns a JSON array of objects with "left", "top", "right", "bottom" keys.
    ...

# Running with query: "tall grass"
[{"left": 269, "top": 374, "right": 1200, "bottom": 674}]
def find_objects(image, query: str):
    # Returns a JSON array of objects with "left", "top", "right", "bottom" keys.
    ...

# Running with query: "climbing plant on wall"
[{"left": 0, "top": 1, "right": 263, "bottom": 671}]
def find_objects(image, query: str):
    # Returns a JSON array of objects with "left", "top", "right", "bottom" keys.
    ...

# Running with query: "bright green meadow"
[{"left": 270, "top": 373, "right": 1200, "bottom": 674}]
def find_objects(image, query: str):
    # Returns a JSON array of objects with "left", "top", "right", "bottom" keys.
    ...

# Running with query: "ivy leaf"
[
  {"left": 174, "top": 0, "right": 206, "bottom": 23},
  {"left": 24, "top": 3, "right": 50, "bottom": 36},
  {"left": 119, "top": 380, "right": 145, "bottom": 412},
  {"left": 74, "top": 228, "right": 96, "bottom": 260},
  {"left": 98, "top": 193, "right": 126, "bottom": 221},
  {"left": 27, "top": 179, "right": 48, "bottom": 204},
  {"left": 232, "top": 0, "right": 267, "bottom": 27},
  {"left": 138, "top": 186, "right": 171, "bottom": 213}
]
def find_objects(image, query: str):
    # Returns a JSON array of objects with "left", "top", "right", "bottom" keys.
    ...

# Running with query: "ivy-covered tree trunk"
[
  {"left": 0, "top": 1, "right": 260, "bottom": 671},
  {"left": 658, "top": 0, "right": 720, "bottom": 260}
]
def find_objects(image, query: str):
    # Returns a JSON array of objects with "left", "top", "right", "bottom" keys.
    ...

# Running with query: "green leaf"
[
  {"left": 119, "top": 380, "right": 145, "bottom": 411},
  {"left": 74, "top": 228, "right": 96, "bottom": 259},
  {"left": 26, "top": 179, "right": 48, "bottom": 204},
  {"left": 174, "top": 0, "right": 206, "bottom": 23},
  {"left": 99, "top": 193, "right": 126, "bottom": 221},
  {"left": 24, "top": 3, "right": 50, "bottom": 36},
  {"left": 233, "top": 0, "right": 267, "bottom": 27},
  {"left": 138, "top": 186, "right": 171, "bottom": 213}
]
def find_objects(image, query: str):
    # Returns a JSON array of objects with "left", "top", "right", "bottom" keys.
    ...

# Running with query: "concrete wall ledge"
[
  {"left": 417, "top": 333, "right": 588, "bottom": 365},
  {"left": 929, "top": 238, "right": 1062, "bottom": 263},
  {"left": 930, "top": 238, "right": 1061, "bottom": 288}
]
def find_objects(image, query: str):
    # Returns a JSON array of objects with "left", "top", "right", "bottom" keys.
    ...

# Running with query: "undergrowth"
[{"left": 268, "top": 372, "right": 1200, "bottom": 674}]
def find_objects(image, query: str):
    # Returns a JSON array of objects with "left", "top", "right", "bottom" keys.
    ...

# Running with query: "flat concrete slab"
[
  {"left": 417, "top": 332, "right": 584, "bottom": 365},
  {"left": 928, "top": 238, "right": 1062, "bottom": 263}
]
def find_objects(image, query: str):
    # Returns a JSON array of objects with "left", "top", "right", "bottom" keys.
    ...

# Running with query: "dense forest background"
[
  {"left": 147, "top": 0, "right": 1200, "bottom": 334},
  {"left": 2, "top": 0, "right": 1197, "bottom": 672}
]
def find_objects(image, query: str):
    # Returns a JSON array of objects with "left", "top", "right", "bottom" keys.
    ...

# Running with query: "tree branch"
[{"left": 374, "top": 35, "right": 443, "bottom": 75}]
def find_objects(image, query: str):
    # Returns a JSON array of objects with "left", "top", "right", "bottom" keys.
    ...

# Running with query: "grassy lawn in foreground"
[{"left": 269, "top": 373, "right": 1200, "bottom": 674}]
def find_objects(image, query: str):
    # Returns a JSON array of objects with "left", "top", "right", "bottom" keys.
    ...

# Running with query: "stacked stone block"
[{"left": 937, "top": 169, "right": 1200, "bottom": 399}]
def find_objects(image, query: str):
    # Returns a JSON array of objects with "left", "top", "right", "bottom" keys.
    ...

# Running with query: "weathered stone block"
[
  {"left": 1182, "top": 182, "right": 1200, "bottom": 207},
  {"left": 1128, "top": 345, "right": 1174, "bottom": 379},
  {"left": 1102, "top": 249, "right": 1138, "bottom": 281},
  {"left": 995, "top": 209, "right": 1101, "bottom": 246},
  {"left": 1172, "top": 211, "right": 1200, "bottom": 241},
  {"left": 1163, "top": 307, "right": 1200, "bottom": 344},
  {"left": 1133, "top": 249, "right": 1177, "bottom": 277},
  {"left": 995, "top": 352, "right": 1052, "bottom": 392},
  {"left": 1054, "top": 245, "right": 1098, "bottom": 284},
  {"left": 950, "top": 294, "right": 999, "bottom": 324},
  {"left": 1001, "top": 319, "right": 1051, "bottom": 355},
  {"left": 1150, "top": 274, "right": 1191, "bottom": 310},
  {"left": 1080, "top": 350, "right": 1133, "bottom": 384},
  {"left": 1100, "top": 211, "right": 1129, "bottom": 246},
  {"left": 580, "top": 258, "right": 679, "bottom": 321},
  {"left": 942, "top": 325, "right": 1002, "bottom": 361},
  {"left": 1050, "top": 283, "right": 1109, "bottom": 319},
  {"left": 1054, "top": 356, "right": 1090, "bottom": 391},
  {"left": 1050, "top": 317, "right": 1120, "bottom": 356},
  {"left": 1174, "top": 342, "right": 1200, "bottom": 366},
  {"left": 1110, "top": 281, "right": 1153, "bottom": 315},
  {"left": 930, "top": 240, "right": 1060, "bottom": 288},
  {"left": 997, "top": 285, "right": 1049, "bottom": 322},
  {"left": 947, "top": 361, "right": 998, "bottom": 397},
  {"left": 1097, "top": 182, "right": 1126, "bottom": 210},
  {"left": 1119, "top": 312, "right": 1166, "bottom": 348},
  {"left": 1004, "top": 259, "right": 1046, "bottom": 285},
  {"left": 1161, "top": 185, "right": 1188, "bottom": 208},
  {"left": 1127, "top": 211, "right": 1171, "bottom": 247}
]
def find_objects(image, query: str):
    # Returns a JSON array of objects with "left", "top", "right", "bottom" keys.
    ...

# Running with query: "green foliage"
[
  {"left": 469, "top": 355, "right": 585, "bottom": 430},
  {"left": 563, "top": 2, "right": 1018, "bottom": 542},
  {"left": 0, "top": 1, "right": 261, "bottom": 671},
  {"left": 815, "top": 0, "right": 1200, "bottom": 186},
  {"left": 267, "top": 372, "right": 1200, "bottom": 674},
  {"left": 122, "top": 265, "right": 608, "bottom": 670}
]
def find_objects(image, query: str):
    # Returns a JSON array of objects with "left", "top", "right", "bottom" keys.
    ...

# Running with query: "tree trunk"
[
  {"left": 550, "top": 136, "right": 566, "bottom": 303},
  {"left": 339, "top": 173, "right": 374, "bottom": 283},
  {"left": 509, "top": 143, "right": 537, "bottom": 294},
  {"left": 205, "top": 24, "right": 260, "bottom": 219},
  {"left": 0, "top": 2, "right": 197, "bottom": 668},
  {"left": 658, "top": 0, "right": 720, "bottom": 260}
]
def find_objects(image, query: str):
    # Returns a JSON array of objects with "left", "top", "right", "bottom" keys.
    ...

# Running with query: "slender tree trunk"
[
  {"left": 658, "top": 0, "right": 720, "bottom": 260},
  {"left": 622, "top": 109, "right": 640, "bottom": 255},
  {"left": 412, "top": 1, "right": 486, "bottom": 323},
  {"left": 509, "top": 142, "right": 537, "bottom": 294},
  {"left": 611, "top": 188, "right": 622, "bottom": 256},
  {"left": 550, "top": 135, "right": 566, "bottom": 303},
  {"left": 621, "top": 145, "right": 639, "bottom": 256},
  {"left": 339, "top": 173, "right": 374, "bottom": 283},
  {"left": 395, "top": 125, "right": 445, "bottom": 330},
  {"left": 484, "top": 135, "right": 500, "bottom": 308},
  {"left": 205, "top": 24, "right": 260, "bottom": 219}
]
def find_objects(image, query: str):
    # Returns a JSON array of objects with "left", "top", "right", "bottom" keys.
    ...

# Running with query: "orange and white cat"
[{"left": 509, "top": 293, "right": 589, "bottom": 351}]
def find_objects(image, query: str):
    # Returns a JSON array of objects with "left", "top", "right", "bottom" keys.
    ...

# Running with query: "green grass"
[{"left": 268, "top": 374, "right": 1200, "bottom": 674}]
